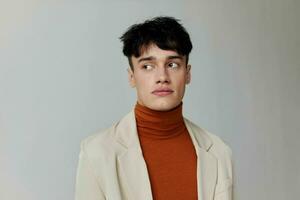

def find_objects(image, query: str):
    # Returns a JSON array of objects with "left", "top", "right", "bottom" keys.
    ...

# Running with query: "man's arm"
[
  {"left": 75, "top": 147, "right": 106, "bottom": 200},
  {"left": 214, "top": 145, "right": 234, "bottom": 200}
]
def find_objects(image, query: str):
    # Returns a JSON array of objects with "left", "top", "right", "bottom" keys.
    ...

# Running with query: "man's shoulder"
[
  {"left": 185, "top": 118, "right": 232, "bottom": 158},
  {"left": 185, "top": 118, "right": 233, "bottom": 179},
  {"left": 79, "top": 111, "right": 133, "bottom": 157},
  {"left": 79, "top": 121, "right": 120, "bottom": 158}
]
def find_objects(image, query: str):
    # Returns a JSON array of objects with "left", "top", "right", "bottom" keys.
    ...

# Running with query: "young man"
[{"left": 75, "top": 16, "right": 233, "bottom": 200}]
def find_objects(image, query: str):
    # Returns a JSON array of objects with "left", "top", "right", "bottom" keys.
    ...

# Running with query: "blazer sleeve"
[
  {"left": 75, "top": 147, "right": 106, "bottom": 200},
  {"left": 214, "top": 145, "right": 234, "bottom": 200}
]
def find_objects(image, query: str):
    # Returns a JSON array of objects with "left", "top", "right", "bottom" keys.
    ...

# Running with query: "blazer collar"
[
  {"left": 115, "top": 110, "right": 217, "bottom": 200},
  {"left": 115, "top": 110, "right": 213, "bottom": 151}
]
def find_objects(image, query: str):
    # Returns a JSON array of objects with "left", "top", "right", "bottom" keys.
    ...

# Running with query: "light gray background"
[{"left": 0, "top": 0, "right": 299, "bottom": 199}]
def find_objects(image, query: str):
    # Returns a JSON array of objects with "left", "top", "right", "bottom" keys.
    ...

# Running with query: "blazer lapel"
[
  {"left": 195, "top": 147, "right": 218, "bottom": 200},
  {"left": 184, "top": 118, "right": 218, "bottom": 200},
  {"left": 115, "top": 110, "right": 153, "bottom": 200},
  {"left": 117, "top": 147, "right": 153, "bottom": 200}
]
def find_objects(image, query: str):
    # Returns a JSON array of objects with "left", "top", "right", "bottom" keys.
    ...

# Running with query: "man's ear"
[
  {"left": 186, "top": 64, "right": 191, "bottom": 84},
  {"left": 127, "top": 67, "right": 136, "bottom": 88}
]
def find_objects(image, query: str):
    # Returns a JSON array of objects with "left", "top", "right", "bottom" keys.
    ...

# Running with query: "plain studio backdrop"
[{"left": 0, "top": 0, "right": 299, "bottom": 199}]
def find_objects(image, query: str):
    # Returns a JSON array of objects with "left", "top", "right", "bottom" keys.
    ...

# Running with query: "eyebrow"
[{"left": 137, "top": 55, "right": 184, "bottom": 63}]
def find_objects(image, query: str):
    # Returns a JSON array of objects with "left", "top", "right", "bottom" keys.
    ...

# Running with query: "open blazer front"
[{"left": 75, "top": 110, "right": 234, "bottom": 200}]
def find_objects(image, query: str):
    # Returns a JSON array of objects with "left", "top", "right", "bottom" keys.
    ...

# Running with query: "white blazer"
[{"left": 75, "top": 110, "right": 233, "bottom": 200}]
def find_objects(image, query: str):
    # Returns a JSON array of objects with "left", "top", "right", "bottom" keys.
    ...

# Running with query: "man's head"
[{"left": 120, "top": 16, "right": 193, "bottom": 111}]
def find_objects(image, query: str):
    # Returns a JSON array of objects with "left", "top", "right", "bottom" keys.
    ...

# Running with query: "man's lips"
[{"left": 152, "top": 89, "right": 174, "bottom": 96}]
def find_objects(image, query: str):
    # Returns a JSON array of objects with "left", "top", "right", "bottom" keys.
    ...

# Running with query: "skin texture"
[{"left": 127, "top": 44, "right": 191, "bottom": 111}]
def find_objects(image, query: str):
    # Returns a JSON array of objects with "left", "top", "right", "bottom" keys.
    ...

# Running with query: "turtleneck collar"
[{"left": 134, "top": 101, "right": 186, "bottom": 139}]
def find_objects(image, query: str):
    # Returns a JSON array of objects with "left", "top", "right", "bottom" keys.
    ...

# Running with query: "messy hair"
[{"left": 120, "top": 16, "right": 193, "bottom": 70}]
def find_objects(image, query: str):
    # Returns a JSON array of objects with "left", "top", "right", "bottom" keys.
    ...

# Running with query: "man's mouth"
[{"left": 152, "top": 89, "right": 174, "bottom": 96}]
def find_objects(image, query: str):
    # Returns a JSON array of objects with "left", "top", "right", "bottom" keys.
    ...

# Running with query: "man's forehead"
[
  {"left": 133, "top": 44, "right": 184, "bottom": 61},
  {"left": 140, "top": 44, "right": 178, "bottom": 55}
]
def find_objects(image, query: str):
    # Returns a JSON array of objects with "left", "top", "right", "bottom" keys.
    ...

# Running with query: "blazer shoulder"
[
  {"left": 185, "top": 118, "right": 232, "bottom": 155},
  {"left": 79, "top": 122, "right": 120, "bottom": 158},
  {"left": 189, "top": 120, "right": 233, "bottom": 179},
  {"left": 205, "top": 130, "right": 232, "bottom": 157}
]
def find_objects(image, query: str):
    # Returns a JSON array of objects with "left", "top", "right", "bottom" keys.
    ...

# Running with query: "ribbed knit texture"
[{"left": 134, "top": 101, "right": 198, "bottom": 200}]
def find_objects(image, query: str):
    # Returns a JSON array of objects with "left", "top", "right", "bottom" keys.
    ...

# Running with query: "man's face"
[{"left": 127, "top": 44, "right": 191, "bottom": 111}]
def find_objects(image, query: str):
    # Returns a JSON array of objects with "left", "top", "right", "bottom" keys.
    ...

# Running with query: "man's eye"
[
  {"left": 142, "top": 64, "right": 153, "bottom": 70},
  {"left": 168, "top": 62, "right": 179, "bottom": 68}
]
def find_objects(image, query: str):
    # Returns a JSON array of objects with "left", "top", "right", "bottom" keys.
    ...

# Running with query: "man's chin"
[{"left": 147, "top": 100, "right": 180, "bottom": 111}]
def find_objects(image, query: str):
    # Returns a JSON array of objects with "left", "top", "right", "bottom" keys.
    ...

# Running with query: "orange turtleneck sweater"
[{"left": 134, "top": 101, "right": 198, "bottom": 200}]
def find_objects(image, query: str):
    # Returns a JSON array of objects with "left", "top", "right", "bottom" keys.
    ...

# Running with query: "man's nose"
[{"left": 156, "top": 66, "right": 170, "bottom": 84}]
